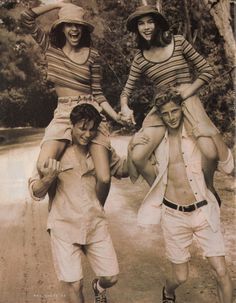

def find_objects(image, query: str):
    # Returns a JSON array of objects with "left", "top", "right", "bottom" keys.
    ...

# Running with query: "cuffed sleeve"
[
  {"left": 217, "top": 149, "right": 234, "bottom": 174},
  {"left": 28, "top": 166, "right": 46, "bottom": 201}
]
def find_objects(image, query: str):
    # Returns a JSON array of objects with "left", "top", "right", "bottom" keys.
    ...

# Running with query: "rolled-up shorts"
[
  {"left": 161, "top": 204, "right": 225, "bottom": 264},
  {"left": 41, "top": 95, "right": 111, "bottom": 150},
  {"left": 50, "top": 231, "right": 119, "bottom": 282}
]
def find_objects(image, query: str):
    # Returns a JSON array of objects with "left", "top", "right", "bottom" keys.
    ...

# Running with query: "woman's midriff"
[{"left": 55, "top": 86, "right": 91, "bottom": 97}]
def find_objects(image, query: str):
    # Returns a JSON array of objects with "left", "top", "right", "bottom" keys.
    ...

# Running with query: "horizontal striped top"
[
  {"left": 121, "top": 35, "right": 214, "bottom": 99},
  {"left": 21, "top": 9, "right": 107, "bottom": 105}
]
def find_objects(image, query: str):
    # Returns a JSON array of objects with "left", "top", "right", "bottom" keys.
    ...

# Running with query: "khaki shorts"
[
  {"left": 161, "top": 205, "right": 225, "bottom": 264},
  {"left": 50, "top": 231, "right": 119, "bottom": 282},
  {"left": 41, "top": 96, "right": 111, "bottom": 150}
]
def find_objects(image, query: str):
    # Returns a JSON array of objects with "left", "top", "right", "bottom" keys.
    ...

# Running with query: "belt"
[
  {"left": 163, "top": 198, "right": 207, "bottom": 212},
  {"left": 58, "top": 95, "right": 93, "bottom": 103}
]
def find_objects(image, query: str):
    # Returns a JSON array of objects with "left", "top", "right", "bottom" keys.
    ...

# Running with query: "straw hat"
[
  {"left": 126, "top": 5, "right": 169, "bottom": 32},
  {"left": 50, "top": 4, "right": 94, "bottom": 33}
]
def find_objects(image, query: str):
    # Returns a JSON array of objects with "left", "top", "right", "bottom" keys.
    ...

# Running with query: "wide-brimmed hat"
[
  {"left": 50, "top": 4, "right": 94, "bottom": 33},
  {"left": 126, "top": 5, "right": 169, "bottom": 32}
]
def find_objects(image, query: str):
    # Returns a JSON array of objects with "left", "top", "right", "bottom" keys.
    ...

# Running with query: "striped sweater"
[
  {"left": 21, "top": 9, "right": 107, "bottom": 105},
  {"left": 121, "top": 35, "right": 214, "bottom": 99}
]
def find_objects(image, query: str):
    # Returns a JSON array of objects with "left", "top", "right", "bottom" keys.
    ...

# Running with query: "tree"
[{"left": 202, "top": 0, "right": 236, "bottom": 82}]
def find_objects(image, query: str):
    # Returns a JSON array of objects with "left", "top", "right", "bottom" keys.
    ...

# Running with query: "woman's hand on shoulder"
[{"left": 129, "top": 132, "right": 150, "bottom": 151}]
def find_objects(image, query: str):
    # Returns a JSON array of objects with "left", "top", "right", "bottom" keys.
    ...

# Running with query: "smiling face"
[
  {"left": 137, "top": 15, "right": 156, "bottom": 41},
  {"left": 62, "top": 22, "right": 83, "bottom": 46},
  {"left": 160, "top": 101, "right": 183, "bottom": 130},
  {"left": 72, "top": 119, "right": 97, "bottom": 146}
]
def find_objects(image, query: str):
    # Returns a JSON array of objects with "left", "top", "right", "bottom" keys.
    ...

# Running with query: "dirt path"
[{"left": 0, "top": 136, "right": 235, "bottom": 303}]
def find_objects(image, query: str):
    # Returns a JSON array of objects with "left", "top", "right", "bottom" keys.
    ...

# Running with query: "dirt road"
[{"left": 0, "top": 135, "right": 235, "bottom": 303}]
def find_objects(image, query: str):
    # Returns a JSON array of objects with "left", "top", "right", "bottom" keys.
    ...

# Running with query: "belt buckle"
[{"left": 184, "top": 204, "right": 195, "bottom": 212}]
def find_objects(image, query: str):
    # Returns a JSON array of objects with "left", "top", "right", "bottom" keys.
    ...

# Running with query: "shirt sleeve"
[
  {"left": 120, "top": 54, "right": 142, "bottom": 99},
  {"left": 109, "top": 147, "right": 128, "bottom": 179},
  {"left": 217, "top": 149, "right": 234, "bottom": 175},
  {"left": 180, "top": 35, "right": 214, "bottom": 83},
  {"left": 28, "top": 166, "right": 46, "bottom": 201},
  {"left": 90, "top": 51, "right": 109, "bottom": 105},
  {"left": 21, "top": 9, "right": 50, "bottom": 53}
]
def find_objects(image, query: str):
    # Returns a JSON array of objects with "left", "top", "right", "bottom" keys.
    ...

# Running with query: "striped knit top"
[
  {"left": 121, "top": 35, "right": 214, "bottom": 99},
  {"left": 21, "top": 9, "right": 107, "bottom": 105}
]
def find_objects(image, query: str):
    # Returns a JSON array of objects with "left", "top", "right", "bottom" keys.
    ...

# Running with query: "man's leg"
[
  {"left": 207, "top": 256, "right": 233, "bottom": 303},
  {"left": 85, "top": 233, "right": 119, "bottom": 302},
  {"left": 50, "top": 233, "right": 85, "bottom": 302},
  {"left": 163, "top": 262, "right": 189, "bottom": 302},
  {"left": 67, "top": 279, "right": 84, "bottom": 303},
  {"left": 92, "top": 275, "right": 118, "bottom": 303}
]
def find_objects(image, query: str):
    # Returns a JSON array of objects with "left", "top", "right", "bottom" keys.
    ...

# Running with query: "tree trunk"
[
  {"left": 156, "top": 0, "right": 162, "bottom": 12},
  {"left": 90, "top": 0, "right": 99, "bottom": 14},
  {"left": 202, "top": 0, "right": 236, "bottom": 81},
  {"left": 183, "top": 0, "right": 193, "bottom": 43}
]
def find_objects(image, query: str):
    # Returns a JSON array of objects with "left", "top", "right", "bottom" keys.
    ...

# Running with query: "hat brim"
[
  {"left": 127, "top": 10, "right": 169, "bottom": 32},
  {"left": 51, "top": 19, "right": 94, "bottom": 33}
]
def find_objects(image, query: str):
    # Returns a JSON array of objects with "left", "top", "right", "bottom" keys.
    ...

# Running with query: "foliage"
[{"left": 0, "top": 0, "right": 234, "bottom": 145}]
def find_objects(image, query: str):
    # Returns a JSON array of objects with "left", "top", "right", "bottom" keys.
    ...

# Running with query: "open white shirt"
[{"left": 137, "top": 126, "right": 234, "bottom": 232}]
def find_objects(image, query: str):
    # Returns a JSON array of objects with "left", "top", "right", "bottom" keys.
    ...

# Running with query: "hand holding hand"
[{"left": 121, "top": 106, "right": 136, "bottom": 125}]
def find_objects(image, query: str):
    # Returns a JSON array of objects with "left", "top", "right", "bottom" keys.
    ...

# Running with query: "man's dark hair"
[
  {"left": 50, "top": 24, "right": 91, "bottom": 49},
  {"left": 70, "top": 103, "right": 102, "bottom": 129},
  {"left": 154, "top": 86, "right": 183, "bottom": 112}
]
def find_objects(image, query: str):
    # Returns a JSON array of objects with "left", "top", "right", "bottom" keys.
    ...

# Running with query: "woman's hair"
[
  {"left": 70, "top": 103, "right": 102, "bottom": 129},
  {"left": 49, "top": 23, "right": 91, "bottom": 49},
  {"left": 135, "top": 14, "right": 172, "bottom": 49}
]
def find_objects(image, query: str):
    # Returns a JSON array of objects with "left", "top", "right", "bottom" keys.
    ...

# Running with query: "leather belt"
[{"left": 163, "top": 198, "right": 207, "bottom": 212}]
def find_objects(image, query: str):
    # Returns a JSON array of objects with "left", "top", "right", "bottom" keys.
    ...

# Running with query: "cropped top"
[
  {"left": 121, "top": 35, "right": 214, "bottom": 99},
  {"left": 21, "top": 9, "right": 107, "bottom": 105}
]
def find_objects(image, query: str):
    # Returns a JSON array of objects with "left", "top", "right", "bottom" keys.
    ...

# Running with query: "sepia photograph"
[{"left": 0, "top": 0, "right": 235, "bottom": 302}]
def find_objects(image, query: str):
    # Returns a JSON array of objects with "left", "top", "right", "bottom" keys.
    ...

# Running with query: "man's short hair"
[
  {"left": 70, "top": 103, "right": 102, "bottom": 129},
  {"left": 154, "top": 86, "right": 183, "bottom": 112}
]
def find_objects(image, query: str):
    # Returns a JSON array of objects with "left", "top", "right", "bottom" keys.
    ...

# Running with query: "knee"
[
  {"left": 96, "top": 173, "right": 111, "bottom": 185},
  {"left": 100, "top": 275, "right": 118, "bottom": 288},
  {"left": 175, "top": 272, "right": 188, "bottom": 286},
  {"left": 68, "top": 279, "right": 84, "bottom": 293},
  {"left": 131, "top": 149, "right": 147, "bottom": 169},
  {"left": 212, "top": 265, "right": 229, "bottom": 282}
]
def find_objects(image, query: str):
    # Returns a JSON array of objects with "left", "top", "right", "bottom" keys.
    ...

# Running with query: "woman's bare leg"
[
  {"left": 131, "top": 126, "right": 165, "bottom": 186},
  {"left": 89, "top": 143, "right": 111, "bottom": 206},
  {"left": 37, "top": 140, "right": 68, "bottom": 177}
]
